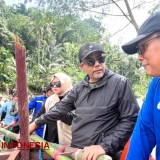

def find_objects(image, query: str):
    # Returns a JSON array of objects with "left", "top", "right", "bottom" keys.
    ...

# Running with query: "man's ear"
[{"left": 79, "top": 64, "right": 83, "bottom": 70}]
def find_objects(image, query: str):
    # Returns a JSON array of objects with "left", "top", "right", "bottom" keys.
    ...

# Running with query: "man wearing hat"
[
  {"left": 29, "top": 42, "right": 139, "bottom": 160},
  {"left": 122, "top": 12, "right": 160, "bottom": 159},
  {"left": 29, "top": 85, "right": 53, "bottom": 120}
]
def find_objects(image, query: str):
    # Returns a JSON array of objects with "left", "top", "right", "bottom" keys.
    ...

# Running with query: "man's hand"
[
  {"left": 29, "top": 121, "right": 38, "bottom": 133},
  {"left": 82, "top": 145, "right": 106, "bottom": 160},
  {"left": 16, "top": 133, "right": 20, "bottom": 141},
  {"left": 16, "top": 122, "right": 37, "bottom": 141},
  {"left": 4, "top": 120, "right": 16, "bottom": 129}
]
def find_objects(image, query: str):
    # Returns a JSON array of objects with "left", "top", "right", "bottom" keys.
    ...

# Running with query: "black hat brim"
[
  {"left": 81, "top": 50, "right": 104, "bottom": 61},
  {"left": 122, "top": 33, "right": 152, "bottom": 54}
]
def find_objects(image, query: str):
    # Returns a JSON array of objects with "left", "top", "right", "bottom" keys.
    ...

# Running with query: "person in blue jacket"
[
  {"left": 27, "top": 85, "right": 53, "bottom": 137},
  {"left": 9, "top": 85, "right": 53, "bottom": 137},
  {"left": 122, "top": 12, "right": 160, "bottom": 160},
  {"left": 28, "top": 85, "right": 53, "bottom": 121},
  {"left": 0, "top": 94, "right": 18, "bottom": 142},
  {"left": 0, "top": 94, "right": 18, "bottom": 126}
]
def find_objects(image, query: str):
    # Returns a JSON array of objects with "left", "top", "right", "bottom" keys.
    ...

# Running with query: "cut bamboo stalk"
[{"left": 15, "top": 36, "right": 29, "bottom": 159}]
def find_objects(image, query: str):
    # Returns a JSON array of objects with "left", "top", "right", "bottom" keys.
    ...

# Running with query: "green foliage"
[
  {"left": 0, "top": 1, "right": 151, "bottom": 98},
  {"left": 105, "top": 44, "right": 151, "bottom": 99},
  {"left": 0, "top": 17, "right": 15, "bottom": 53},
  {"left": 0, "top": 13, "right": 16, "bottom": 92},
  {"left": 0, "top": 47, "right": 16, "bottom": 91},
  {"left": 60, "top": 43, "right": 85, "bottom": 84},
  {"left": 36, "top": 0, "right": 80, "bottom": 16}
]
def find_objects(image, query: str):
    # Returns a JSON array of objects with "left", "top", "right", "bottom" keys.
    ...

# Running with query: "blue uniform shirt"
[
  {"left": 15, "top": 95, "right": 47, "bottom": 137},
  {"left": 127, "top": 77, "right": 160, "bottom": 160},
  {"left": 0, "top": 101, "right": 15, "bottom": 125}
]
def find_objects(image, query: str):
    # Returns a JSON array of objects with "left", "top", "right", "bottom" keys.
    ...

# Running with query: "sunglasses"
[
  {"left": 136, "top": 34, "right": 160, "bottom": 55},
  {"left": 82, "top": 54, "right": 106, "bottom": 67},
  {"left": 50, "top": 81, "right": 61, "bottom": 88}
]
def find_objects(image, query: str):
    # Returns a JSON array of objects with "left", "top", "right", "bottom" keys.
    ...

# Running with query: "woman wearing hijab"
[{"left": 34, "top": 72, "right": 73, "bottom": 144}]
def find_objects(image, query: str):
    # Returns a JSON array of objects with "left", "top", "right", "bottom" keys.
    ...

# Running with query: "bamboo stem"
[{"left": 0, "top": 128, "right": 112, "bottom": 160}]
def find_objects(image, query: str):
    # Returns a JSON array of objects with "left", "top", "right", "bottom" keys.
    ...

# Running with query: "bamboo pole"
[
  {"left": 0, "top": 128, "right": 71, "bottom": 160},
  {"left": 0, "top": 138, "right": 8, "bottom": 151},
  {"left": 0, "top": 128, "right": 112, "bottom": 160},
  {"left": 30, "top": 135, "right": 112, "bottom": 160}
]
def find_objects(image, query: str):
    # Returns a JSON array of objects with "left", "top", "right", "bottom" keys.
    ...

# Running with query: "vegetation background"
[{"left": 0, "top": 0, "right": 159, "bottom": 99}]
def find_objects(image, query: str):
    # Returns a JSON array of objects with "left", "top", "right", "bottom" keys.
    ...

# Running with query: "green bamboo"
[
  {"left": 30, "top": 135, "right": 112, "bottom": 160},
  {"left": 0, "top": 143, "right": 9, "bottom": 151},
  {"left": 30, "top": 134, "right": 72, "bottom": 160},
  {"left": 0, "top": 132, "right": 12, "bottom": 151},
  {"left": 0, "top": 128, "right": 112, "bottom": 160},
  {"left": 0, "top": 128, "right": 17, "bottom": 141}
]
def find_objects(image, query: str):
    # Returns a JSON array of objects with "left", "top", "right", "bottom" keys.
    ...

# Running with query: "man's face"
[
  {"left": 13, "top": 96, "right": 18, "bottom": 102},
  {"left": 46, "top": 89, "right": 54, "bottom": 97},
  {"left": 79, "top": 52, "right": 106, "bottom": 82},
  {"left": 137, "top": 33, "right": 160, "bottom": 77}
]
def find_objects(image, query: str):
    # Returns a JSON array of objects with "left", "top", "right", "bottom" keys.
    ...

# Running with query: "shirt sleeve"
[
  {"left": 28, "top": 97, "right": 37, "bottom": 110},
  {"left": 0, "top": 103, "right": 7, "bottom": 115},
  {"left": 35, "top": 89, "right": 75, "bottom": 126},
  {"left": 14, "top": 115, "right": 19, "bottom": 122}
]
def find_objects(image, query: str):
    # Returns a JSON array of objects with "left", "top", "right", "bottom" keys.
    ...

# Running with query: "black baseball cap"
[
  {"left": 122, "top": 12, "right": 160, "bottom": 54},
  {"left": 78, "top": 42, "right": 105, "bottom": 62},
  {"left": 12, "top": 93, "right": 18, "bottom": 97},
  {"left": 43, "top": 85, "right": 52, "bottom": 93}
]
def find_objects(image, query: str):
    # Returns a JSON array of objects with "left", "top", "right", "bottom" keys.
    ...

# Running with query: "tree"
[
  {"left": 2, "top": 2, "right": 103, "bottom": 90},
  {"left": 0, "top": 47, "right": 16, "bottom": 92},
  {"left": 33, "top": 0, "right": 159, "bottom": 35},
  {"left": 1, "top": 0, "right": 153, "bottom": 97},
  {"left": 0, "top": 14, "right": 16, "bottom": 92}
]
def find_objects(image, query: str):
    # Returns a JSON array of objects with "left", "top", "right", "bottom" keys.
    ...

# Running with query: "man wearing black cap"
[
  {"left": 122, "top": 12, "right": 160, "bottom": 160},
  {"left": 29, "top": 42, "right": 139, "bottom": 160}
]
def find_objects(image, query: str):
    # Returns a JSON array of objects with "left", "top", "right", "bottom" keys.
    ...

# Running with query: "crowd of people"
[
  {"left": 0, "top": 11, "right": 160, "bottom": 160},
  {"left": 0, "top": 73, "right": 73, "bottom": 145}
]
